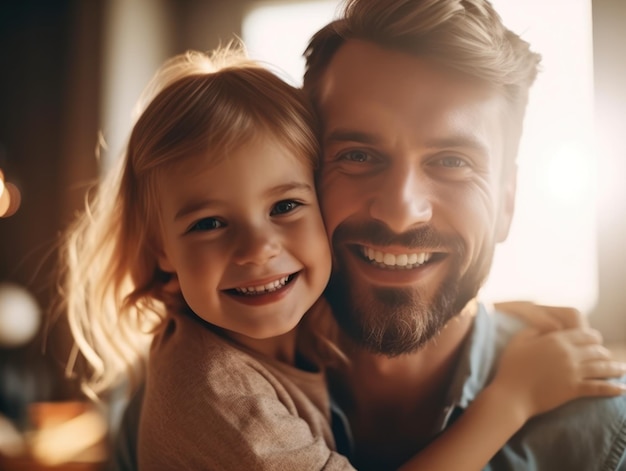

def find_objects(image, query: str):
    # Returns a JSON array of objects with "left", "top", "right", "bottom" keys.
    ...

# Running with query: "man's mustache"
[{"left": 331, "top": 220, "right": 465, "bottom": 254}]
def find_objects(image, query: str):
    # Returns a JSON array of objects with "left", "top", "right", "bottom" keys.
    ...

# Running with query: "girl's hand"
[
  {"left": 489, "top": 328, "right": 626, "bottom": 421},
  {"left": 494, "top": 301, "right": 587, "bottom": 333}
]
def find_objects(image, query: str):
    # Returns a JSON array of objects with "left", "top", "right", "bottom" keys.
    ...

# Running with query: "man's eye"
[
  {"left": 189, "top": 217, "right": 224, "bottom": 232},
  {"left": 270, "top": 200, "right": 301, "bottom": 216},
  {"left": 339, "top": 150, "right": 372, "bottom": 163},
  {"left": 438, "top": 156, "right": 467, "bottom": 168}
]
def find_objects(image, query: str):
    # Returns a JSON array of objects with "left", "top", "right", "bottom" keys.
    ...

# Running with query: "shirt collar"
[{"left": 436, "top": 303, "right": 525, "bottom": 430}]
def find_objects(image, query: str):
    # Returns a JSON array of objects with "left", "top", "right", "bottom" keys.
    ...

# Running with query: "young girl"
[{"left": 61, "top": 48, "right": 625, "bottom": 470}]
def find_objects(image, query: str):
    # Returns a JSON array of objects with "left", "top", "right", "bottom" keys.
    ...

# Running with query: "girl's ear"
[
  {"left": 162, "top": 270, "right": 181, "bottom": 295},
  {"left": 157, "top": 250, "right": 174, "bottom": 273},
  {"left": 156, "top": 249, "right": 181, "bottom": 294}
]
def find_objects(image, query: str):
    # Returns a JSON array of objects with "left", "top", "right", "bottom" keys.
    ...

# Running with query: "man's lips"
[
  {"left": 342, "top": 244, "right": 448, "bottom": 286},
  {"left": 351, "top": 244, "right": 447, "bottom": 268},
  {"left": 359, "top": 245, "right": 432, "bottom": 269}
]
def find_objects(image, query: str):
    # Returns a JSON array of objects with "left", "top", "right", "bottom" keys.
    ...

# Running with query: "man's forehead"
[
  {"left": 318, "top": 39, "right": 499, "bottom": 113},
  {"left": 317, "top": 40, "right": 505, "bottom": 153}
]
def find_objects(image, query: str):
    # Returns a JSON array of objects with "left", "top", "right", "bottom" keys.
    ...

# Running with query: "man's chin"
[{"left": 325, "top": 276, "right": 455, "bottom": 356}]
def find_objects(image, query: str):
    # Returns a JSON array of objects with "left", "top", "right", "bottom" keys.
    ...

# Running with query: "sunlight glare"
[{"left": 540, "top": 143, "right": 595, "bottom": 204}]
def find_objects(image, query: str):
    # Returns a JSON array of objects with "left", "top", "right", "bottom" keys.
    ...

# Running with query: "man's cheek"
[{"left": 319, "top": 186, "right": 347, "bottom": 230}]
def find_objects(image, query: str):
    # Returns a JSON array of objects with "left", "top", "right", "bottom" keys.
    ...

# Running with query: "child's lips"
[
  {"left": 223, "top": 272, "right": 300, "bottom": 306},
  {"left": 227, "top": 273, "right": 297, "bottom": 296}
]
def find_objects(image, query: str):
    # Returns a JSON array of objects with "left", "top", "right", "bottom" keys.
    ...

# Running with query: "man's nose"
[
  {"left": 368, "top": 165, "right": 433, "bottom": 234},
  {"left": 233, "top": 224, "right": 281, "bottom": 266}
]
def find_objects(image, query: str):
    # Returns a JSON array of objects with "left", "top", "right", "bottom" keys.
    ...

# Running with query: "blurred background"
[{"left": 0, "top": 0, "right": 624, "bottom": 468}]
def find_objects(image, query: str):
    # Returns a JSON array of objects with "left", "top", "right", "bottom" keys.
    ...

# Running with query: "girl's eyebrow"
[
  {"left": 174, "top": 198, "right": 221, "bottom": 221},
  {"left": 266, "top": 182, "right": 314, "bottom": 197},
  {"left": 173, "top": 182, "right": 314, "bottom": 221}
]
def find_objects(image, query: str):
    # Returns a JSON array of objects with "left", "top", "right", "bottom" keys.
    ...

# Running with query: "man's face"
[{"left": 316, "top": 40, "right": 516, "bottom": 355}]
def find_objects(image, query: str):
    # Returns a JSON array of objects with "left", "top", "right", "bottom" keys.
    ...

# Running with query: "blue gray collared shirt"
[{"left": 332, "top": 303, "right": 626, "bottom": 470}]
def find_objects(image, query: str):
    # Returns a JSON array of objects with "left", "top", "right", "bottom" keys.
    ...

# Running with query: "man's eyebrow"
[
  {"left": 423, "top": 136, "right": 489, "bottom": 155},
  {"left": 325, "top": 130, "right": 489, "bottom": 155},
  {"left": 325, "top": 129, "right": 380, "bottom": 145}
]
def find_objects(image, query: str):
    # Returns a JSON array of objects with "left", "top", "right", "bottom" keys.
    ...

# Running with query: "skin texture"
[
  {"left": 317, "top": 40, "right": 516, "bottom": 356},
  {"left": 156, "top": 133, "right": 331, "bottom": 359}
]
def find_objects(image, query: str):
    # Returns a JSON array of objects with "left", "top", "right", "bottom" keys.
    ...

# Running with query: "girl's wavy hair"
[
  {"left": 60, "top": 46, "right": 320, "bottom": 397},
  {"left": 303, "top": 0, "right": 542, "bottom": 170}
]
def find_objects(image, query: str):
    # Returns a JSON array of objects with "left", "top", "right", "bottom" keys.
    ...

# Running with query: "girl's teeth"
[{"left": 235, "top": 276, "right": 290, "bottom": 295}]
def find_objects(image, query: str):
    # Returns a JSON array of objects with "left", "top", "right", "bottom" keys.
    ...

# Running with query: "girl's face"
[{"left": 157, "top": 133, "right": 331, "bottom": 342}]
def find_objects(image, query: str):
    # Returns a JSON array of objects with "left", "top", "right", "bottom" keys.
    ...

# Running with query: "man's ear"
[{"left": 495, "top": 164, "right": 517, "bottom": 243}]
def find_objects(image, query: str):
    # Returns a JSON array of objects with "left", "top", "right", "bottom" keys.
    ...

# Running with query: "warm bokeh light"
[
  {"left": 0, "top": 182, "right": 21, "bottom": 218},
  {"left": 0, "top": 167, "right": 21, "bottom": 218},
  {"left": 28, "top": 402, "right": 108, "bottom": 466},
  {"left": 0, "top": 283, "right": 41, "bottom": 348},
  {"left": 0, "top": 183, "right": 9, "bottom": 216}
]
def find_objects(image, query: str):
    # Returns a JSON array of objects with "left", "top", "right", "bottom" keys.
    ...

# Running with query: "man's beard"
[{"left": 324, "top": 221, "right": 492, "bottom": 356}]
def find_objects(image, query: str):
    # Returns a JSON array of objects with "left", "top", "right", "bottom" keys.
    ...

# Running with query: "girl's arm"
[
  {"left": 494, "top": 301, "right": 588, "bottom": 331},
  {"left": 397, "top": 327, "right": 626, "bottom": 471}
]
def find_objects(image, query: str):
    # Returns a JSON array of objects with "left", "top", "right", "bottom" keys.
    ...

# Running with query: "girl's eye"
[
  {"left": 270, "top": 200, "right": 301, "bottom": 216},
  {"left": 189, "top": 217, "right": 224, "bottom": 232}
]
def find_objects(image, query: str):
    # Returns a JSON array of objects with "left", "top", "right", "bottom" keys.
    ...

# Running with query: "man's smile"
[
  {"left": 340, "top": 244, "right": 450, "bottom": 287},
  {"left": 357, "top": 245, "right": 436, "bottom": 269}
]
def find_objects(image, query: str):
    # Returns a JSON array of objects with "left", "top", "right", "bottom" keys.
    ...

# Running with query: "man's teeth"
[
  {"left": 362, "top": 247, "right": 432, "bottom": 268},
  {"left": 235, "top": 276, "right": 290, "bottom": 295}
]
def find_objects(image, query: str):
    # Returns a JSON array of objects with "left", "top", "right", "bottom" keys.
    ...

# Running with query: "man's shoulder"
[
  {"left": 491, "top": 393, "right": 626, "bottom": 471},
  {"left": 476, "top": 306, "right": 626, "bottom": 470}
]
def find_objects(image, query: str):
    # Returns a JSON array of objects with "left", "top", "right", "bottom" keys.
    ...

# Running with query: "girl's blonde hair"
[{"left": 61, "top": 46, "right": 320, "bottom": 397}]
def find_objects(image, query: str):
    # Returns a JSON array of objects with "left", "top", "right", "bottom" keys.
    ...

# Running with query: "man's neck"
[
  {"left": 330, "top": 304, "right": 476, "bottom": 469},
  {"left": 345, "top": 308, "right": 473, "bottom": 409}
]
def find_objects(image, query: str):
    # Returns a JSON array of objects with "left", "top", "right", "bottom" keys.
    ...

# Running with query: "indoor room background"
[{"left": 0, "top": 0, "right": 624, "bottom": 468}]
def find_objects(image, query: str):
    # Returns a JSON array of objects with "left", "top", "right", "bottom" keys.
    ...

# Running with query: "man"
[
  {"left": 110, "top": 1, "right": 626, "bottom": 469},
  {"left": 300, "top": 0, "right": 626, "bottom": 470}
]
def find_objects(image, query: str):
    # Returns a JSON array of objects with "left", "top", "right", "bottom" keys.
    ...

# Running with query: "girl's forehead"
[
  {"left": 157, "top": 134, "right": 314, "bottom": 185},
  {"left": 155, "top": 135, "right": 317, "bottom": 221},
  {"left": 159, "top": 132, "right": 315, "bottom": 178}
]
